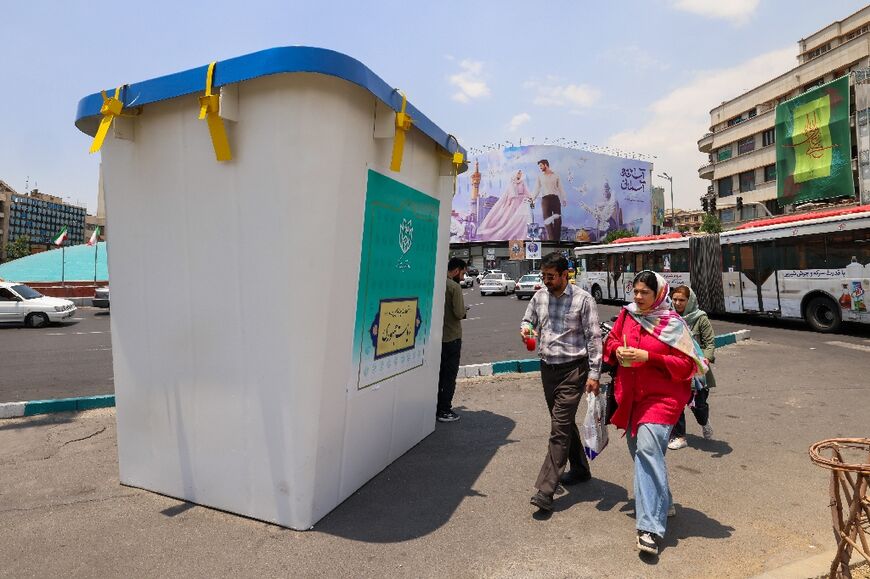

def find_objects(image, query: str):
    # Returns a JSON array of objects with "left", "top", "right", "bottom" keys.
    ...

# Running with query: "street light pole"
[{"left": 658, "top": 172, "right": 674, "bottom": 231}]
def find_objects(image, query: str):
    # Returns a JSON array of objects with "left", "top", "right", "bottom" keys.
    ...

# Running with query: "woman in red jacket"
[{"left": 603, "top": 270, "right": 708, "bottom": 556}]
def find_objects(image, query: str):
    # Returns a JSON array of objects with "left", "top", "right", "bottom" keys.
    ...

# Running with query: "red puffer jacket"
[{"left": 603, "top": 309, "right": 695, "bottom": 436}]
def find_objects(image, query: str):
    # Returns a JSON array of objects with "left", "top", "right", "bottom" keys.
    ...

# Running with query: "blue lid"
[{"left": 75, "top": 46, "right": 465, "bottom": 162}]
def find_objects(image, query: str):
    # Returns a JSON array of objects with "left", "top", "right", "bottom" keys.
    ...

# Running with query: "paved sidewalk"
[{"left": 2, "top": 339, "right": 869, "bottom": 578}]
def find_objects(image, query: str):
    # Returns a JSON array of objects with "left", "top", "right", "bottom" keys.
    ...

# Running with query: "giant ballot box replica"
[{"left": 74, "top": 47, "right": 466, "bottom": 530}]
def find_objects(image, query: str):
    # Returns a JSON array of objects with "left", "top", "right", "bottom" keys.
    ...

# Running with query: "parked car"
[
  {"left": 0, "top": 281, "right": 77, "bottom": 328},
  {"left": 515, "top": 273, "right": 543, "bottom": 300},
  {"left": 92, "top": 286, "right": 110, "bottom": 308},
  {"left": 477, "top": 269, "right": 503, "bottom": 284},
  {"left": 479, "top": 273, "right": 517, "bottom": 296}
]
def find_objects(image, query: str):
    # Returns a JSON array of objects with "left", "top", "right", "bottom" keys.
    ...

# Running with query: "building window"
[
  {"left": 762, "top": 128, "right": 776, "bottom": 147},
  {"left": 737, "top": 136, "right": 755, "bottom": 155},
  {"left": 806, "top": 42, "right": 831, "bottom": 60},
  {"left": 727, "top": 116, "right": 744, "bottom": 127},
  {"left": 802, "top": 77, "right": 825, "bottom": 93},
  {"left": 718, "top": 176, "right": 734, "bottom": 197},
  {"left": 748, "top": 108, "right": 757, "bottom": 118},
  {"left": 717, "top": 147, "right": 732, "bottom": 162},
  {"left": 740, "top": 170, "right": 756, "bottom": 192},
  {"left": 764, "top": 164, "right": 776, "bottom": 182}
]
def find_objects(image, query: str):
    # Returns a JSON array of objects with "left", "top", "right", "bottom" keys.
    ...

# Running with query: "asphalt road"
[
  {"left": 460, "top": 286, "right": 870, "bottom": 365},
  {"left": 0, "top": 308, "right": 112, "bottom": 403},
  {"left": 2, "top": 291, "right": 869, "bottom": 403}
]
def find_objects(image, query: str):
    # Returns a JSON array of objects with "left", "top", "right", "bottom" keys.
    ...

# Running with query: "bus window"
[
  {"left": 635, "top": 254, "right": 644, "bottom": 273},
  {"left": 672, "top": 249, "right": 690, "bottom": 272},
  {"left": 775, "top": 234, "right": 826, "bottom": 269},
  {"left": 826, "top": 230, "right": 870, "bottom": 268},
  {"left": 590, "top": 254, "right": 606, "bottom": 272}
]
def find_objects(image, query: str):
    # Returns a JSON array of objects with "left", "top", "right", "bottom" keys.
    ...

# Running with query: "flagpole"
[
  {"left": 61, "top": 245, "right": 66, "bottom": 288},
  {"left": 94, "top": 240, "right": 98, "bottom": 284}
]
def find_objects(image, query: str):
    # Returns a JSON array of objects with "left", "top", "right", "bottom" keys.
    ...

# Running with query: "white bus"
[{"left": 574, "top": 205, "right": 870, "bottom": 332}]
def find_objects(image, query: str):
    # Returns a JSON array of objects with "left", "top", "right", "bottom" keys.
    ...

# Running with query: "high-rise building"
[
  {"left": 0, "top": 180, "right": 13, "bottom": 262},
  {"left": 698, "top": 6, "right": 870, "bottom": 225},
  {"left": 7, "top": 189, "right": 87, "bottom": 253}
]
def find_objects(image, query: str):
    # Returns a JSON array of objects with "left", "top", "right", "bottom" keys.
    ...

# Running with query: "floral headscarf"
[{"left": 624, "top": 271, "right": 709, "bottom": 377}]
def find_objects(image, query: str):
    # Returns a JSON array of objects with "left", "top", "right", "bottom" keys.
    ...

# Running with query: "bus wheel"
[
  {"left": 591, "top": 285, "right": 603, "bottom": 304},
  {"left": 806, "top": 296, "right": 841, "bottom": 333}
]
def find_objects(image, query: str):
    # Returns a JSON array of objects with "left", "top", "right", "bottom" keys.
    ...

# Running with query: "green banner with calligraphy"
[{"left": 775, "top": 75, "right": 854, "bottom": 206}]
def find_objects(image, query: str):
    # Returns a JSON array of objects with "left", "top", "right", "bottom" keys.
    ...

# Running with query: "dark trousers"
[
  {"left": 535, "top": 359, "right": 591, "bottom": 496},
  {"left": 540, "top": 195, "right": 562, "bottom": 241},
  {"left": 438, "top": 339, "right": 462, "bottom": 413},
  {"left": 672, "top": 388, "right": 710, "bottom": 438}
]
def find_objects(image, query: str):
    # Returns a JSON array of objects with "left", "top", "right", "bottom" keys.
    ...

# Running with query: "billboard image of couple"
[{"left": 450, "top": 145, "right": 653, "bottom": 243}]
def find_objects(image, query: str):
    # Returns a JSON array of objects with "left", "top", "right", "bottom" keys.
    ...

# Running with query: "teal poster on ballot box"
[{"left": 351, "top": 170, "right": 440, "bottom": 390}]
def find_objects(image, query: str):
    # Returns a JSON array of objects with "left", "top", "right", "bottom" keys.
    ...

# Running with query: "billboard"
[
  {"left": 775, "top": 75, "right": 854, "bottom": 206},
  {"left": 450, "top": 145, "right": 653, "bottom": 243}
]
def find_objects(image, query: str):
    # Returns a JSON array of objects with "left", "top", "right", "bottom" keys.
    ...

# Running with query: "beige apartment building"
[{"left": 698, "top": 6, "right": 870, "bottom": 225}]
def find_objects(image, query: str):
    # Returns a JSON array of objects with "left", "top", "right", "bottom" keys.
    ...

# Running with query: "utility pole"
[{"left": 658, "top": 172, "right": 674, "bottom": 231}]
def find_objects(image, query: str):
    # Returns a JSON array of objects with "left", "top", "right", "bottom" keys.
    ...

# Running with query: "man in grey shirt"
[{"left": 521, "top": 252, "right": 602, "bottom": 512}]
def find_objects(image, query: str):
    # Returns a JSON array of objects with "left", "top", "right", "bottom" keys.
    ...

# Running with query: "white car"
[
  {"left": 0, "top": 281, "right": 77, "bottom": 328},
  {"left": 459, "top": 273, "right": 475, "bottom": 288},
  {"left": 479, "top": 273, "right": 517, "bottom": 296},
  {"left": 477, "top": 269, "right": 503, "bottom": 284}
]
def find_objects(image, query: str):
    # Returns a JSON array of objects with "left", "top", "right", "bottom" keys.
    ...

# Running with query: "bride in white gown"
[{"left": 476, "top": 170, "right": 533, "bottom": 240}]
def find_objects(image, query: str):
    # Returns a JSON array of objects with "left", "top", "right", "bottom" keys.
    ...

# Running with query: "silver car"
[{"left": 515, "top": 273, "right": 543, "bottom": 300}]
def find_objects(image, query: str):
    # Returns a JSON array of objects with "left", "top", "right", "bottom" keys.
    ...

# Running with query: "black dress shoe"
[
  {"left": 530, "top": 491, "right": 554, "bottom": 511},
  {"left": 559, "top": 470, "right": 592, "bottom": 486}
]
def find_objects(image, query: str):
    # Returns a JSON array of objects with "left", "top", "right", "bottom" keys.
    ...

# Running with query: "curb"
[
  {"left": 460, "top": 329, "right": 751, "bottom": 378},
  {"left": 0, "top": 395, "right": 115, "bottom": 419}
]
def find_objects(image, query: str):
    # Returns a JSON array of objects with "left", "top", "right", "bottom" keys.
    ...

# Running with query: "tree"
[
  {"left": 603, "top": 229, "right": 635, "bottom": 244},
  {"left": 5, "top": 235, "right": 31, "bottom": 261},
  {"left": 699, "top": 214, "right": 722, "bottom": 234}
]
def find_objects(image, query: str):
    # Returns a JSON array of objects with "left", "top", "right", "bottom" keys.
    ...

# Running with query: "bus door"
[{"left": 739, "top": 242, "right": 780, "bottom": 313}]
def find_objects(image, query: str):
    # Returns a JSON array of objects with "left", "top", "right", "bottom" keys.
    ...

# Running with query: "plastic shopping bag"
[{"left": 581, "top": 392, "right": 609, "bottom": 460}]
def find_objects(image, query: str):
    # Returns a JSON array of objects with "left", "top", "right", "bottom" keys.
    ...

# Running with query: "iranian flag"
[
  {"left": 87, "top": 225, "right": 101, "bottom": 247},
  {"left": 52, "top": 226, "right": 68, "bottom": 246}
]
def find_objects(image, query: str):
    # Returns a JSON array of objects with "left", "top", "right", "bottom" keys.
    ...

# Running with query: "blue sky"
[{"left": 2, "top": 0, "right": 867, "bottom": 213}]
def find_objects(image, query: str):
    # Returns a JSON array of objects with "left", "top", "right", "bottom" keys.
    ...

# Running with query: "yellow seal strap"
[
  {"left": 199, "top": 61, "right": 232, "bottom": 162},
  {"left": 389, "top": 91, "right": 413, "bottom": 172},
  {"left": 89, "top": 86, "right": 124, "bottom": 154}
]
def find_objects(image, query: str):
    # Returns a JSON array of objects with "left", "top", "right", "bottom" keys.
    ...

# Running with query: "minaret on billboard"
[{"left": 471, "top": 159, "right": 481, "bottom": 225}]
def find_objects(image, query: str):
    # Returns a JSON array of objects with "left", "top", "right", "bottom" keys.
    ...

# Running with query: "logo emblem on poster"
[{"left": 398, "top": 218, "right": 413, "bottom": 269}]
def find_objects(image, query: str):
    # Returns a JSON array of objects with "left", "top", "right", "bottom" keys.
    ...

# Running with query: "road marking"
[
  {"left": 89, "top": 331, "right": 105, "bottom": 334},
  {"left": 71, "top": 317, "right": 84, "bottom": 321},
  {"left": 824, "top": 341, "right": 870, "bottom": 353},
  {"left": 46, "top": 332, "right": 66, "bottom": 336},
  {"left": 466, "top": 317, "right": 481, "bottom": 321},
  {"left": 85, "top": 347, "right": 112, "bottom": 351}
]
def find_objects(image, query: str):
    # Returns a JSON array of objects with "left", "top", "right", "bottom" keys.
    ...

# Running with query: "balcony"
[
  {"left": 698, "top": 163, "right": 714, "bottom": 179},
  {"left": 698, "top": 132, "right": 714, "bottom": 153}
]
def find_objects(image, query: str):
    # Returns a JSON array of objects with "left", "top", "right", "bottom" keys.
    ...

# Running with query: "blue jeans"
[{"left": 627, "top": 423, "right": 673, "bottom": 538}]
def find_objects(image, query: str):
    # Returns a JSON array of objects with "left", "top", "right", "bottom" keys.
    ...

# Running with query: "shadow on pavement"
[
  {"left": 0, "top": 414, "right": 75, "bottom": 431},
  {"left": 316, "top": 408, "right": 516, "bottom": 542},
  {"left": 618, "top": 500, "right": 735, "bottom": 563},
  {"left": 686, "top": 434, "right": 733, "bottom": 458}
]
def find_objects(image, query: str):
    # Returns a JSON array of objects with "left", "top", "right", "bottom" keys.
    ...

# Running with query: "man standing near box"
[
  {"left": 438, "top": 257, "right": 467, "bottom": 423},
  {"left": 521, "top": 251, "right": 602, "bottom": 511}
]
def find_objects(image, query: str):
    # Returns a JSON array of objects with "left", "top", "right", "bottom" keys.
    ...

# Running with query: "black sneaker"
[
  {"left": 530, "top": 491, "right": 554, "bottom": 511},
  {"left": 559, "top": 470, "right": 592, "bottom": 486},
  {"left": 436, "top": 410, "right": 460, "bottom": 423},
  {"left": 636, "top": 530, "right": 660, "bottom": 555}
]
